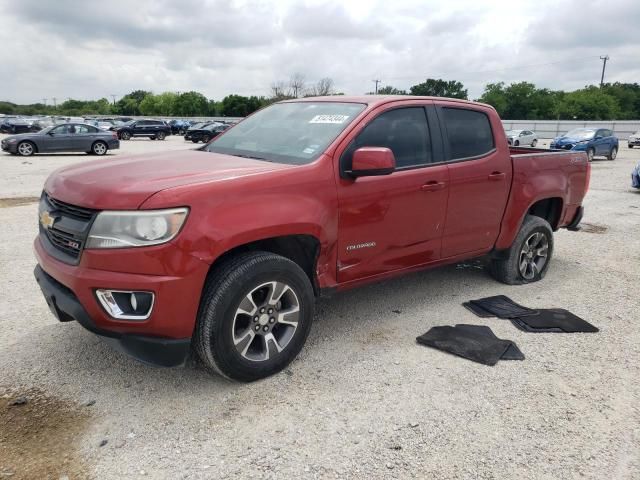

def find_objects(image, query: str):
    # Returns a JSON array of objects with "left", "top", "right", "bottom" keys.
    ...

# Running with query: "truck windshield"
[
  {"left": 205, "top": 102, "right": 366, "bottom": 165},
  {"left": 565, "top": 128, "right": 595, "bottom": 140}
]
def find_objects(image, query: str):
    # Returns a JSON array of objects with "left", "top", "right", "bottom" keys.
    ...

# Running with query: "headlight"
[
  {"left": 86, "top": 208, "right": 188, "bottom": 249},
  {"left": 7, "top": 138, "right": 18, "bottom": 143}
]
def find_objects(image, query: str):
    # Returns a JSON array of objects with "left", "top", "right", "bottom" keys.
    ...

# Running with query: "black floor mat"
[
  {"left": 416, "top": 324, "right": 524, "bottom": 366},
  {"left": 462, "top": 302, "right": 494, "bottom": 318},
  {"left": 510, "top": 309, "right": 599, "bottom": 333},
  {"left": 468, "top": 295, "right": 538, "bottom": 319}
]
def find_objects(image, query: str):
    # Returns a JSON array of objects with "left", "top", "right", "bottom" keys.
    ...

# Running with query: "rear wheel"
[
  {"left": 531, "top": 139, "right": 537, "bottom": 147},
  {"left": 192, "top": 138, "right": 200, "bottom": 143},
  {"left": 17, "top": 141, "right": 35, "bottom": 156},
  {"left": 156, "top": 131, "right": 166, "bottom": 140},
  {"left": 489, "top": 215, "right": 553, "bottom": 285},
  {"left": 514, "top": 140, "right": 520, "bottom": 146},
  {"left": 120, "top": 131, "right": 131, "bottom": 140},
  {"left": 202, "top": 134, "right": 211, "bottom": 143},
  {"left": 194, "top": 252, "right": 314, "bottom": 381},
  {"left": 607, "top": 146, "right": 617, "bottom": 160},
  {"left": 91, "top": 141, "right": 108, "bottom": 156},
  {"left": 587, "top": 148, "right": 595, "bottom": 162}
]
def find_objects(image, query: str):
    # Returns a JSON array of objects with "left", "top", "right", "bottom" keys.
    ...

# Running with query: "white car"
[
  {"left": 506, "top": 129, "right": 538, "bottom": 147},
  {"left": 628, "top": 130, "right": 640, "bottom": 148}
]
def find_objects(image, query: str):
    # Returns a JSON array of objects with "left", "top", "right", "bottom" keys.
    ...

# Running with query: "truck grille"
[{"left": 39, "top": 193, "right": 97, "bottom": 264}]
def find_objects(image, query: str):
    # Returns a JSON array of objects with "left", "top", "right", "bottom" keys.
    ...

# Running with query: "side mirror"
[{"left": 349, "top": 147, "right": 396, "bottom": 177}]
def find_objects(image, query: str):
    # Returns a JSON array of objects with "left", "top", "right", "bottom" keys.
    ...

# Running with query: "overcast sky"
[{"left": 1, "top": 0, "right": 638, "bottom": 104}]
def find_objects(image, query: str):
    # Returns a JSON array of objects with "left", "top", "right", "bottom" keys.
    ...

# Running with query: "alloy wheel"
[
  {"left": 231, "top": 281, "right": 300, "bottom": 362},
  {"left": 18, "top": 142, "right": 34, "bottom": 156},
  {"left": 93, "top": 142, "right": 107, "bottom": 155},
  {"left": 518, "top": 232, "right": 549, "bottom": 280}
]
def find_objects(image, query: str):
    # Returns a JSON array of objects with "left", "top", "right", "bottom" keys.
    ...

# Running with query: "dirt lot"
[{"left": 0, "top": 135, "right": 638, "bottom": 479}]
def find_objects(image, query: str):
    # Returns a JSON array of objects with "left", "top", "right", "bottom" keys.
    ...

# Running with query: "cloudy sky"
[{"left": 1, "top": 0, "right": 638, "bottom": 104}]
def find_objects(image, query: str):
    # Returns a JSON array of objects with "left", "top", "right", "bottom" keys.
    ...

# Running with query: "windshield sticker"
[
  {"left": 309, "top": 114, "right": 350, "bottom": 124},
  {"left": 303, "top": 147, "right": 316, "bottom": 154}
]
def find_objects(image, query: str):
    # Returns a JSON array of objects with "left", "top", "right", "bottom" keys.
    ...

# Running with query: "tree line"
[{"left": 1, "top": 76, "right": 639, "bottom": 120}]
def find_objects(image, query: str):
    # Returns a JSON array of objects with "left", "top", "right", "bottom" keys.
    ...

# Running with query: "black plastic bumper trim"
[{"left": 33, "top": 265, "right": 191, "bottom": 367}]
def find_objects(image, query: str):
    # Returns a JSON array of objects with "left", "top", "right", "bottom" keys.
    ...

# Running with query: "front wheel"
[
  {"left": 17, "top": 141, "right": 35, "bottom": 156},
  {"left": 194, "top": 252, "right": 314, "bottom": 381},
  {"left": 120, "top": 131, "right": 131, "bottom": 140},
  {"left": 489, "top": 215, "right": 553, "bottom": 285},
  {"left": 587, "top": 148, "right": 595, "bottom": 162},
  {"left": 607, "top": 146, "right": 617, "bottom": 160},
  {"left": 514, "top": 140, "right": 520, "bottom": 146},
  {"left": 531, "top": 139, "right": 537, "bottom": 147}
]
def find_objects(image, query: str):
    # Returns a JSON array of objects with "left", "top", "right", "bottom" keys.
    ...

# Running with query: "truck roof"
[{"left": 282, "top": 95, "right": 492, "bottom": 110}]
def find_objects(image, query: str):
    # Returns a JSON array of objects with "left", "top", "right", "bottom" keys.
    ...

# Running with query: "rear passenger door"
[
  {"left": 435, "top": 103, "right": 513, "bottom": 258},
  {"left": 593, "top": 129, "right": 609, "bottom": 155},
  {"left": 336, "top": 103, "right": 450, "bottom": 283}
]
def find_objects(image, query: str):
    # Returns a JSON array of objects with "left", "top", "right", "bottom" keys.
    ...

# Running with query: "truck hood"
[{"left": 45, "top": 150, "right": 293, "bottom": 210}]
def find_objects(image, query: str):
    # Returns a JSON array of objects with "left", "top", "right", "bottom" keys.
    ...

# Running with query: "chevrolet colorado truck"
[{"left": 33, "top": 96, "right": 589, "bottom": 381}]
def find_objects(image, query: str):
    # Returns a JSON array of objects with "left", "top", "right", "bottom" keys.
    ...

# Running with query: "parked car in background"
[
  {"left": 506, "top": 129, "right": 538, "bottom": 147},
  {"left": 628, "top": 131, "right": 640, "bottom": 148},
  {"left": 115, "top": 119, "right": 171, "bottom": 140},
  {"left": 96, "top": 121, "right": 114, "bottom": 131},
  {"left": 30, "top": 118, "right": 55, "bottom": 132},
  {"left": 169, "top": 119, "right": 192, "bottom": 135},
  {"left": 184, "top": 122, "right": 216, "bottom": 142},
  {"left": 0, "top": 118, "right": 31, "bottom": 134},
  {"left": 550, "top": 128, "right": 618, "bottom": 161},
  {"left": 1, "top": 123, "right": 119, "bottom": 156},
  {"left": 33, "top": 96, "right": 589, "bottom": 380},
  {"left": 632, "top": 162, "right": 640, "bottom": 189},
  {"left": 185, "top": 122, "right": 230, "bottom": 143}
]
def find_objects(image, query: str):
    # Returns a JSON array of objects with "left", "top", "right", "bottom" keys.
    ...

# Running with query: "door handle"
[
  {"left": 421, "top": 181, "right": 446, "bottom": 192},
  {"left": 488, "top": 172, "right": 506, "bottom": 181}
]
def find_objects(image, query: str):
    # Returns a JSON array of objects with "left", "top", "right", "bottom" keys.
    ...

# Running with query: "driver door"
[
  {"left": 335, "top": 104, "right": 449, "bottom": 284},
  {"left": 46, "top": 124, "right": 73, "bottom": 152}
]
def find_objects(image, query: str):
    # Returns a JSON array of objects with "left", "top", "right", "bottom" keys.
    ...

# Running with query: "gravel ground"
[{"left": 0, "top": 135, "right": 638, "bottom": 479}]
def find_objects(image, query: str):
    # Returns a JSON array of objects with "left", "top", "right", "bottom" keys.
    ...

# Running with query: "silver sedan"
[
  {"left": 506, "top": 129, "right": 538, "bottom": 147},
  {"left": 1, "top": 123, "right": 120, "bottom": 156}
]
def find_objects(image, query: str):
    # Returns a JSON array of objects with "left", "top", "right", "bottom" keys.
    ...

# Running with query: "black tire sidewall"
[{"left": 199, "top": 254, "right": 314, "bottom": 381}]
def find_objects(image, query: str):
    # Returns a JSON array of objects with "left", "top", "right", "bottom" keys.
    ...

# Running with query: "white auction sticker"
[{"left": 309, "top": 114, "right": 350, "bottom": 124}]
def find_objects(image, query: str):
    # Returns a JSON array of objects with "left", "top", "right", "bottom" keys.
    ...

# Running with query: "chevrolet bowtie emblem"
[{"left": 40, "top": 211, "right": 56, "bottom": 229}]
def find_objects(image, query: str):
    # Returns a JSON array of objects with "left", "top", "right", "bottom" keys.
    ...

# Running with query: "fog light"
[{"left": 96, "top": 289, "right": 154, "bottom": 320}]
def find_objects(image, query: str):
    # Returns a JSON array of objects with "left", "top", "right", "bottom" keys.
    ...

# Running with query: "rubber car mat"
[
  {"left": 416, "top": 325, "right": 522, "bottom": 366},
  {"left": 469, "top": 295, "right": 538, "bottom": 319},
  {"left": 510, "top": 309, "right": 598, "bottom": 333},
  {"left": 455, "top": 324, "right": 525, "bottom": 360},
  {"left": 462, "top": 302, "right": 495, "bottom": 318}
]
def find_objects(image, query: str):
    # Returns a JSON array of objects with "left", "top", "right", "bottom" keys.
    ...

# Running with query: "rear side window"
[
  {"left": 342, "top": 107, "right": 432, "bottom": 169},
  {"left": 441, "top": 107, "right": 494, "bottom": 160}
]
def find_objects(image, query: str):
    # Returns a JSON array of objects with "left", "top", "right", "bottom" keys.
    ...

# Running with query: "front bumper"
[
  {"left": 1, "top": 140, "right": 17, "bottom": 153},
  {"left": 33, "top": 236, "right": 210, "bottom": 366},
  {"left": 34, "top": 266, "right": 191, "bottom": 366},
  {"left": 629, "top": 139, "right": 640, "bottom": 147}
]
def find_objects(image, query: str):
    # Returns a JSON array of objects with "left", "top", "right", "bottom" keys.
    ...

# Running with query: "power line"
[{"left": 599, "top": 55, "right": 610, "bottom": 88}]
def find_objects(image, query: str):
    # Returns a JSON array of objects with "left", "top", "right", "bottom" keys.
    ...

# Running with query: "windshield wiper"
[{"left": 233, "top": 154, "right": 272, "bottom": 161}]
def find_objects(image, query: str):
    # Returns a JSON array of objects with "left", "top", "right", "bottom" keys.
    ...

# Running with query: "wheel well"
[
  {"left": 211, "top": 235, "right": 321, "bottom": 295},
  {"left": 528, "top": 198, "right": 563, "bottom": 230}
]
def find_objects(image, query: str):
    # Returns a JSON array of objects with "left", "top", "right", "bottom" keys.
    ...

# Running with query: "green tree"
[
  {"left": 114, "top": 90, "right": 152, "bottom": 115},
  {"left": 221, "top": 95, "right": 267, "bottom": 116},
  {"left": 409, "top": 78, "right": 468, "bottom": 99},
  {"left": 556, "top": 87, "right": 620, "bottom": 120},
  {"left": 174, "top": 91, "right": 209, "bottom": 116},
  {"left": 478, "top": 82, "right": 508, "bottom": 116},
  {"left": 601, "top": 82, "right": 640, "bottom": 119},
  {"left": 373, "top": 85, "right": 407, "bottom": 95}
]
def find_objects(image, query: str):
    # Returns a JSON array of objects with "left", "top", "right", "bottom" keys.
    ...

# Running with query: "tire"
[
  {"left": 192, "top": 138, "right": 200, "bottom": 143},
  {"left": 194, "top": 251, "right": 314, "bottom": 381},
  {"left": 91, "top": 141, "right": 108, "bottom": 156},
  {"left": 17, "top": 141, "right": 35, "bottom": 156},
  {"left": 514, "top": 140, "right": 520, "bottom": 146},
  {"left": 607, "top": 146, "right": 617, "bottom": 160},
  {"left": 531, "top": 139, "right": 537, "bottom": 147},
  {"left": 156, "top": 131, "right": 166, "bottom": 140},
  {"left": 489, "top": 215, "right": 554, "bottom": 285},
  {"left": 120, "top": 131, "right": 131, "bottom": 140},
  {"left": 202, "top": 135, "right": 211, "bottom": 143},
  {"left": 587, "top": 148, "right": 595, "bottom": 162},
  {"left": 150, "top": 136, "right": 157, "bottom": 140}
]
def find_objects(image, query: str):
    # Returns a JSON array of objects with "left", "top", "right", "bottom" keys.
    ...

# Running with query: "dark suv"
[{"left": 116, "top": 120, "right": 171, "bottom": 140}]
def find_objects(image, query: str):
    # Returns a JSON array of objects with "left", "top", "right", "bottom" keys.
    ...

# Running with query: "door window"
[
  {"left": 441, "top": 108, "right": 494, "bottom": 160},
  {"left": 342, "top": 107, "right": 432, "bottom": 170},
  {"left": 51, "top": 125, "right": 71, "bottom": 134}
]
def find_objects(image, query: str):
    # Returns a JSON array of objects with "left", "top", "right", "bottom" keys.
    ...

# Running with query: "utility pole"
[
  {"left": 372, "top": 79, "right": 381, "bottom": 94},
  {"left": 599, "top": 55, "right": 609, "bottom": 88},
  {"left": 52, "top": 97, "right": 57, "bottom": 109},
  {"left": 110, "top": 94, "right": 117, "bottom": 105}
]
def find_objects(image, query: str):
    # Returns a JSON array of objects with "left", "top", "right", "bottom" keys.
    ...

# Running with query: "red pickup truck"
[{"left": 33, "top": 96, "right": 589, "bottom": 381}]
